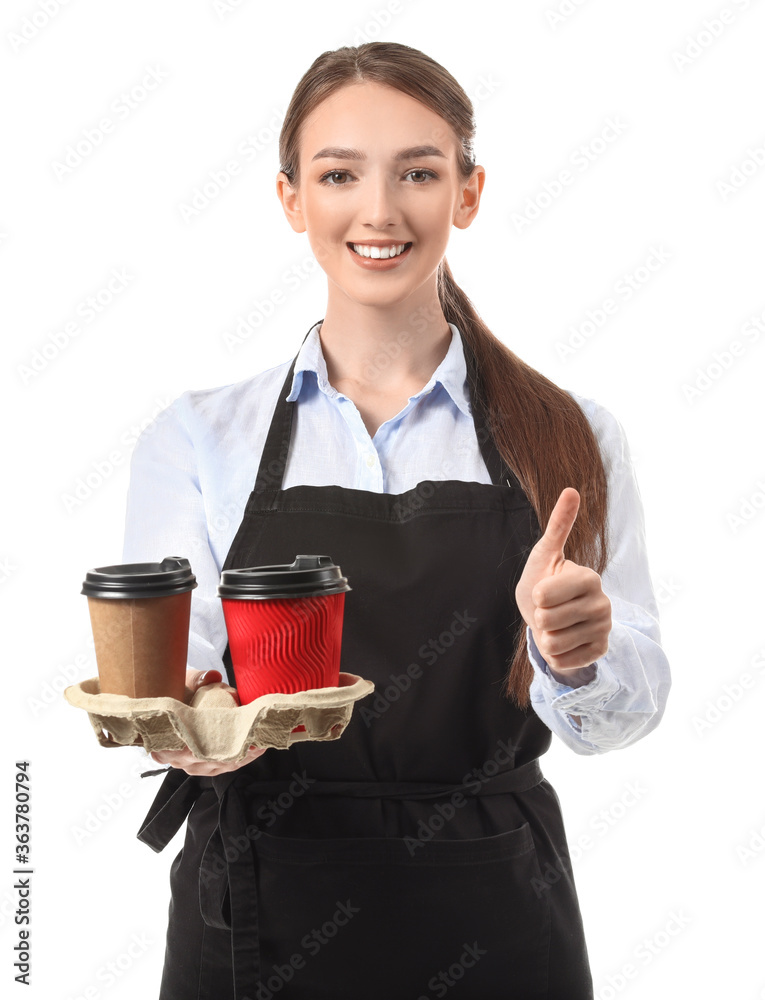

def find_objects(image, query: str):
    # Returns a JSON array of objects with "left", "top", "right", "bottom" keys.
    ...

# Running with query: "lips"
[
  {"left": 347, "top": 241, "right": 413, "bottom": 259},
  {"left": 346, "top": 241, "right": 414, "bottom": 269}
]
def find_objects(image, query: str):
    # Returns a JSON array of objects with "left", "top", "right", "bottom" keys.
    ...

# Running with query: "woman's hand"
[
  {"left": 149, "top": 668, "right": 268, "bottom": 776},
  {"left": 515, "top": 488, "right": 612, "bottom": 686}
]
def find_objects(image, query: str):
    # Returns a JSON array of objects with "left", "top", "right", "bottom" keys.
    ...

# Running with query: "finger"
[
  {"left": 184, "top": 746, "right": 266, "bottom": 776},
  {"left": 194, "top": 669, "right": 223, "bottom": 690},
  {"left": 544, "top": 640, "right": 606, "bottom": 673},
  {"left": 183, "top": 760, "right": 228, "bottom": 776},
  {"left": 532, "top": 562, "right": 599, "bottom": 609},
  {"left": 183, "top": 669, "right": 224, "bottom": 704},
  {"left": 150, "top": 747, "right": 196, "bottom": 767},
  {"left": 535, "top": 620, "right": 604, "bottom": 659},
  {"left": 536, "top": 488, "right": 580, "bottom": 559},
  {"left": 533, "top": 594, "right": 593, "bottom": 633}
]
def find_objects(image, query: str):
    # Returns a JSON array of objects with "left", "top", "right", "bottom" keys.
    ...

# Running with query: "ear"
[
  {"left": 453, "top": 164, "right": 486, "bottom": 231},
  {"left": 276, "top": 171, "right": 306, "bottom": 234}
]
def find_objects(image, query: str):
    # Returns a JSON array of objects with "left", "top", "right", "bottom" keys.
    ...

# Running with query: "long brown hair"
[{"left": 278, "top": 42, "right": 609, "bottom": 708}]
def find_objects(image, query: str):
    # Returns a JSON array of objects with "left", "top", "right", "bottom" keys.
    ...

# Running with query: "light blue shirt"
[{"left": 122, "top": 320, "right": 670, "bottom": 755}]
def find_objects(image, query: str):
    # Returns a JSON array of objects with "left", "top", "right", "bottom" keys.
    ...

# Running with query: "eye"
[
  {"left": 406, "top": 169, "right": 437, "bottom": 183},
  {"left": 318, "top": 170, "right": 351, "bottom": 186}
]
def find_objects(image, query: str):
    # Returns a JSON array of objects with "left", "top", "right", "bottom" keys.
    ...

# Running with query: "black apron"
[{"left": 137, "top": 322, "right": 594, "bottom": 999}]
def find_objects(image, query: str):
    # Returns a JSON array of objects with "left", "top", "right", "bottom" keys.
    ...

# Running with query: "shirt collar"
[{"left": 285, "top": 320, "right": 472, "bottom": 418}]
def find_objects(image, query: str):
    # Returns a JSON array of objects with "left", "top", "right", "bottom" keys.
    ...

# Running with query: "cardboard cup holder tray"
[{"left": 64, "top": 672, "right": 375, "bottom": 763}]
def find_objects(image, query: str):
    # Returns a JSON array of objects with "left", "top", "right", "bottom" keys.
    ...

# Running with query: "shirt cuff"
[{"left": 526, "top": 626, "right": 621, "bottom": 723}]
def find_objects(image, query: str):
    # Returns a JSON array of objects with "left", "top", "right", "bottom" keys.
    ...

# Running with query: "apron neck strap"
[{"left": 252, "top": 320, "right": 519, "bottom": 493}]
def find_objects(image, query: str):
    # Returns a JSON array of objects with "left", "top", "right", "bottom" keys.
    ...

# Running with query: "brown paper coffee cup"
[
  {"left": 86, "top": 592, "right": 191, "bottom": 700},
  {"left": 81, "top": 556, "right": 197, "bottom": 701}
]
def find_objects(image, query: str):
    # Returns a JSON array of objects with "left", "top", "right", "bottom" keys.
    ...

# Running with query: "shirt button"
[{"left": 365, "top": 454, "right": 376, "bottom": 468}]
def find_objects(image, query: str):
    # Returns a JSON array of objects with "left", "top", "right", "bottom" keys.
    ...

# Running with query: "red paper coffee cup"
[{"left": 218, "top": 555, "right": 351, "bottom": 704}]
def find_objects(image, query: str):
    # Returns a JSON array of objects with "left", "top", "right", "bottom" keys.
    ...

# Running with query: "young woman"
[{"left": 125, "top": 41, "right": 671, "bottom": 1000}]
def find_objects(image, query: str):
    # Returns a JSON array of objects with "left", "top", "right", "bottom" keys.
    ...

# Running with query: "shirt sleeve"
[
  {"left": 527, "top": 400, "right": 671, "bottom": 755},
  {"left": 121, "top": 394, "right": 232, "bottom": 684}
]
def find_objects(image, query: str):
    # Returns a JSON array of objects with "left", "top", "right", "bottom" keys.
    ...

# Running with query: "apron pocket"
[{"left": 253, "top": 822, "right": 550, "bottom": 1000}]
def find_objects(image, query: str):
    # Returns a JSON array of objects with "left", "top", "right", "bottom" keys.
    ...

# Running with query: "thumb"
[
  {"left": 188, "top": 669, "right": 223, "bottom": 692},
  {"left": 535, "top": 488, "right": 580, "bottom": 561}
]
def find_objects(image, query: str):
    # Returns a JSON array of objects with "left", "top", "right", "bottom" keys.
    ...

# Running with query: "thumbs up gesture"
[{"left": 515, "top": 488, "right": 611, "bottom": 683}]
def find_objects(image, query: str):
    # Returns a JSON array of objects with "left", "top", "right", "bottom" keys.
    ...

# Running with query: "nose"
[{"left": 361, "top": 169, "right": 401, "bottom": 231}]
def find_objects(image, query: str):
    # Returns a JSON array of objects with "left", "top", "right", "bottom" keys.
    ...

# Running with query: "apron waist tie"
[
  {"left": 137, "top": 758, "right": 545, "bottom": 999},
  {"left": 136, "top": 766, "right": 204, "bottom": 853},
  {"left": 236, "top": 756, "right": 544, "bottom": 800}
]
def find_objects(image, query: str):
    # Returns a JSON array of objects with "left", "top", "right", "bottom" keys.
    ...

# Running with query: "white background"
[{"left": 2, "top": 1, "right": 764, "bottom": 997}]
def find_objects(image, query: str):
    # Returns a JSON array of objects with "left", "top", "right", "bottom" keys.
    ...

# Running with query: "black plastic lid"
[
  {"left": 81, "top": 556, "right": 198, "bottom": 599},
  {"left": 218, "top": 554, "right": 351, "bottom": 600}
]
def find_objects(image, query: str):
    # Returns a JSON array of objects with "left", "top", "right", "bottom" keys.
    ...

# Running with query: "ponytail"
[{"left": 438, "top": 259, "right": 608, "bottom": 707}]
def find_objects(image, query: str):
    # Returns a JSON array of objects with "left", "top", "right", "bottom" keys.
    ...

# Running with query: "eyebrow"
[{"left": 310, "top": 144, "right": 447, "bottom": 163}]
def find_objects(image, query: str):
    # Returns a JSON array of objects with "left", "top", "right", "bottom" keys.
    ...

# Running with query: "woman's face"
[{"left": 277, "top": 80, "right": 484, "bottom": 309}]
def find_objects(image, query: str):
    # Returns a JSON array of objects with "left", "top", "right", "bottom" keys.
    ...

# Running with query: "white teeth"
[{"left": 351, "top": 242, "right": 408, "bottom": 259}]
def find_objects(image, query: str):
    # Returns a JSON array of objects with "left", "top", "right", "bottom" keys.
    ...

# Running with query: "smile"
[{"left": 348, "top": 242, "right": 412, "bottom": 259}]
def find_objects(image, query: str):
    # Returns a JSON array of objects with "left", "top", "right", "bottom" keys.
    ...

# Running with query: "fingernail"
[{"left": 199, "top": 670, "right": 222, "bottom": 685}]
